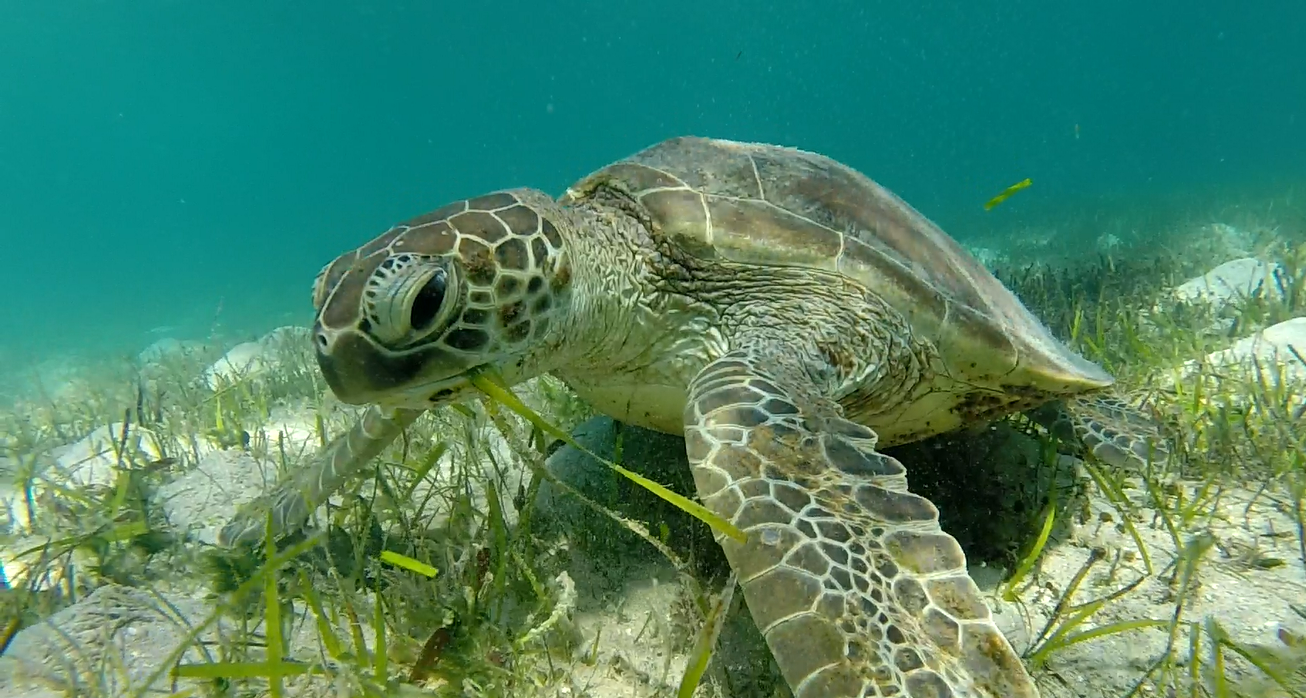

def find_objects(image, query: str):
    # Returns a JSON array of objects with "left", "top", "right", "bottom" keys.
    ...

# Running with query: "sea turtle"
[{"left": 220, "top": 136, "right": 1166, "bottom": 697}]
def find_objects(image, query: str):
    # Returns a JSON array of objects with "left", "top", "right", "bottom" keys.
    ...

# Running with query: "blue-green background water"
[{"left": 1, "top": 1, "right": 1302, "bottom": 366}]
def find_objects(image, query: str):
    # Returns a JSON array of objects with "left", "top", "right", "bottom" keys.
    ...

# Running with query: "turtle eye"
[{"left": 409, "top": 270, "right": 447, "bottom": 331}]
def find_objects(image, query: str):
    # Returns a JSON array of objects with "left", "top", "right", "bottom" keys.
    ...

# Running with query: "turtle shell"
[{"left": 560, "top": 136, "right": 1111, "bottom": 395}]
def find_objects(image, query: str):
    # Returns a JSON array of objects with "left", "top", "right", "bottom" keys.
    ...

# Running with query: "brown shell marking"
[{"left": 564, "top": 136, "right": 1111, "bottom": 389}]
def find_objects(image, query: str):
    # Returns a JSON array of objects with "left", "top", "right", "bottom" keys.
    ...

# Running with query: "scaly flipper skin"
[
  {"left": 684, "top": 346, "right": 1038, "bottom": 698},
  {"left": 217, "top": 406, "right": 422, "bottom": 546},
  {"left": 1032, "top": 394, "right": 1170, "bottom": 469}
]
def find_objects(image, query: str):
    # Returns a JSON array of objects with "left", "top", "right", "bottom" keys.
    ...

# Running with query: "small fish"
[{"left": 984, "top": 178, "right": 1032, "bottom": 211}]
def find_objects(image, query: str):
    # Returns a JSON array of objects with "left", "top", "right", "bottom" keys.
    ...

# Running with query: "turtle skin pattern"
[{"left": 684, "top": 345, "right": 1038, "bottom": 697}]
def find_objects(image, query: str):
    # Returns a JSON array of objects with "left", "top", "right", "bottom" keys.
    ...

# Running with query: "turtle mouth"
[
  {"left": 424, "top": 376, "right": 473, "bottom": 404},
  {"left": 383, "top": 366, "right": 487, "bottom": 409}
]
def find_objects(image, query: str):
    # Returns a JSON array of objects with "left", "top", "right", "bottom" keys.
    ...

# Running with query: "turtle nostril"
[{"left": 315, "top": 332, "right": 329, "bottom": 350}]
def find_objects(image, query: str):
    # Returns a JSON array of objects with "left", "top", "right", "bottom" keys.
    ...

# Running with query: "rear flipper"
[{"left": 1029, "top": 393, "right": 1170, "bottom": 469}]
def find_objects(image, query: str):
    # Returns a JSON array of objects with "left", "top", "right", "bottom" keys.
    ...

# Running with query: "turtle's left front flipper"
[
  {"left": 683, "top": 347, "right": 1038, "bottom": 698},
  {"left": 218, "top": 405, "right": 423, "bottom": 547}
]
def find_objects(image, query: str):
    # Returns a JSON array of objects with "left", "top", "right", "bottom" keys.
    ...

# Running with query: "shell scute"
[
  {"left": 703, "top": 197, "right": 844, "bottom": 270},
  {"left": 566, "top": 136, "right": 1111, "bottom": 386}
]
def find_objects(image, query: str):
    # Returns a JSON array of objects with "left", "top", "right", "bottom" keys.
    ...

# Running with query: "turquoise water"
[{"left": 1, "top": 1, "right": 1302, "bottom": 363}]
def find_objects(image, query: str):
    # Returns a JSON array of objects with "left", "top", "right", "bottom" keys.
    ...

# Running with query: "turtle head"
[{"left": 310, "top": 188, "right": 575, "bottom": 409}]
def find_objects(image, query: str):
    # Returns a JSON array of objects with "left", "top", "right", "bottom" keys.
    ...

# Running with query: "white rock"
[
  {"left": 15, "top": 423, "right": 217, "bottom": 534},
  {"left": 137, "top": 337, "right": 185, "bottom": 363},
  {"left": 1206, "top": 222, "right": 1259, "bottom": 259},
  {"left": 1174, "top": 317, "right": 1306, "bottom": 390},
  {"left": 0, "top": 584, "right": 219, "bottom": 696},
  {"left": 136, "top": 336, "right": 211, "bottom": 365},
  {"left": 1, "top": 481, "right": 32, "bottom": 535},
  {"left": 0, "top": 535, "right": 96, "bottom": 594},
  {"left": 1171, "top": 257, "right": 1284, "bottom": 310},
  {"left": 0, "top": 582, "right": 363, "bottom": 697},
  {"left": 157, "top": 449, "right": 272, "bottom": 545},
  {"left": 203, "top": 341, "right": 267, "bottom": 389},
  {"left": 255, "top": 403, "right": 324, "bottom": 455},
  {"left": 51, "top": 423, "right": 170, "bottom": 490},
  {"left": 202, "top": 325, "right": 311, "bottom": 390}
]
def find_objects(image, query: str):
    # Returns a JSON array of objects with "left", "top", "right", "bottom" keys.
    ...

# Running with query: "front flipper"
[
  {"left": 684, "top": 349, "right": 1038, "bottom": 698},
  {"left": 217, "top": 406, "right": 422, "bottom": 547}
]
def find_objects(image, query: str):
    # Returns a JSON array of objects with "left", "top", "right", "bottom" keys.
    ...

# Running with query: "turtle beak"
[{"left": 316, "top": 330, "right": 432, "bottom": 405}]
